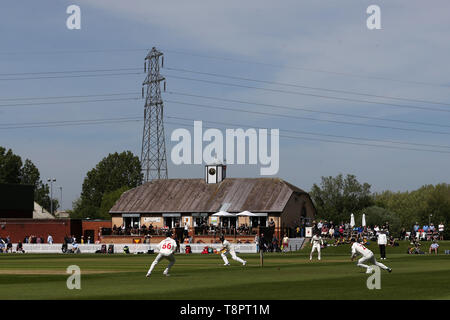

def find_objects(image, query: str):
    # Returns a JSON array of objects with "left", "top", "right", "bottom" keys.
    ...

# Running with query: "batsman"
[{"left": 219, "top": 234, "right": 247, "bottom": 266}]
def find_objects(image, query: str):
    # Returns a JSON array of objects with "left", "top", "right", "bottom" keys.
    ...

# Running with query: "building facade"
[{"left": 109, "top": 165, "right": 316, "bottom": 240}]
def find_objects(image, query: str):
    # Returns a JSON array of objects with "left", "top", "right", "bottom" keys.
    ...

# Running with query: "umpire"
[{"left": 377, "top": 229, "right": 388, "bottom": 260}]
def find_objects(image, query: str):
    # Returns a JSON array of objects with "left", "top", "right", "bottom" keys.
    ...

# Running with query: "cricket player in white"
[
  {"left": 310, "top": 233, "right": 323, "bottom": 260},
  {"left": 146, "top": 232, "right": 177, "bottom": 277},
  {"left": 219, "top": 235, "right": 246, "bottom": 266},
  {"left": 350, "top": 238, "right": 392, "bottom": 273}
]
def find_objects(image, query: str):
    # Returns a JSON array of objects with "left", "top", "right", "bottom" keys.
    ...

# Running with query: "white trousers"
[
  {"left": 357, "top": 253, "right": 388, "bottom": 270},
  {"left": 310, "top": 244, "right": 321, "bottom": 259},
  {"left": 148, "top": 253, "right": 176, "bottom": 274},
  {"left": 221, "top": 250, "right": 245, "bottom": 264}
]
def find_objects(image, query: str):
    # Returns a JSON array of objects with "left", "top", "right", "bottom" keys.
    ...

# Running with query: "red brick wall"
[
  {"left": 0, "top": 219, "right": 75, "bottom": 243},
  {"left": 82, "top": 220, "right": 111, "bottom": 243}
]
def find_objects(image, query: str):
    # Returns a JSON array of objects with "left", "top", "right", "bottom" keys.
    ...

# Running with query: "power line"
[
  {"left": 2, "top": 89, "right": 449, "bottom": 130},
  {"left": 0, "top": 92, "right": 139, "bottom": 102},
  {"left": 0, "top": 117, "right": 141, "bottom": 130},
  {"left": 0, "top": 67, "right": 141, "bottom": 77},
  {"left": 163, "top": 119, "right": 450, "bottom": 155},
  {"left": 165, "top": 116, "right": 450, "bottom": 150},
  {"left": 0, "top": 72, "right": 141, "bottom": 81},
  {"left": 0, "top": 48, "right": 149, "bottom": 55},
  {"left": 0, "top": 97, "right": 139, "bottom": 108},
  {"left": 2, "top": 91, "right": 448, "bottom": 135},
  {"left": 165, "top": 67, "right": 450, "bottom": 107},
  {"left": 2, "top": 47, "right": 449, "bottom": 89},
  {"left": 163, "top": 49, "right": 450, "bottom": 89},
  {"left": 167, "top": 91, "right": 450, "bottom": 129},
  {"left": 3, "top": 65, "right": 447, "bottom": 107},
  {"left": 165, "top": 99, "right": 450, "bottom": 136},
  {"left": 166, "top": 74, "right": 450, "bottom": 113},
  {"left": 3, "top": 90, "right": 449, "bottom": 130},
  {"left": 2, "top": 114, "right": 450, "bottom": 154}
]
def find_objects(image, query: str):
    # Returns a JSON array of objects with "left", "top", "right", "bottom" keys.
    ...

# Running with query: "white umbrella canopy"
[
  {"left": 350, "top": 213, "right": 355, "bottom": 228},
  {"left": 236, "top": 210, "right": 257, "bottom": 216},
  {"left": 212, "top": 211, "right": 235, "bottom": 217},
  {"left": 362, "top": 214, "right": 366, "bottom": 227}
]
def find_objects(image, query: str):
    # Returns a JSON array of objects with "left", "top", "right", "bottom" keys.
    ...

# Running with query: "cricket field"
[{"left": 0, "top": 241, "right": 449, "bottom": 300}]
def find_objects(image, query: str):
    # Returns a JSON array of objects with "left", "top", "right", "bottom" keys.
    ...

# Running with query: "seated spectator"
[
  {"left": 321, "top": 226, "right": 328, "bottom": 238},
  {"left": 71, "top": 241, "right": 80, "bottom": 254},
  {"left": 329, "top": 226, "right": 335, "bottom": 239},
  {"left": 389, "top": 236, "right": 398, "bottom": 247},
  {"left": 6, "top": 241, "right": 13, "bottom": 253},
  {"left": 16, "top": 242, "right": 25, "bottom": 253},
  {"left": 429, "top": 241, "right": 439, "bottom": 254},
  {"left": 400, "top": 228, "right": 406, "bottom": 240}
]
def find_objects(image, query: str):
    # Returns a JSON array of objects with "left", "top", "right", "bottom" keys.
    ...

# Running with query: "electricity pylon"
[{"left": 141, "top": 47, "right": 168, "bottom": 182}]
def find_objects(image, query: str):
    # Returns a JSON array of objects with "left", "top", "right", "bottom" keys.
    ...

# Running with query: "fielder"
[
  {"left": 219, "top": 235, "right": 246, "bottom": 266},
  {"left": 310, "top": 232, "right": 323, "bottom": 260},
  {"left": 146, "top": 231, "right": 177, "bottom": 277},
  {"left": 350, "top": 238, "right": 392, "bottom": 273}
]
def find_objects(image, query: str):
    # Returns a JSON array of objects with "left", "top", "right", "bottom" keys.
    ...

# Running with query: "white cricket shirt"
[
  {"left": 158, "top": 237, "right": 177, "bottom": 255},
  {"left": 351, "top": 242, "right": 372, "bottom": 257}
]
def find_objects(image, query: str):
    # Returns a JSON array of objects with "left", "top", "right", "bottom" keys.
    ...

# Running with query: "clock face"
[{"left": 209, "top": 168, "right": 216, "bottom": 175}]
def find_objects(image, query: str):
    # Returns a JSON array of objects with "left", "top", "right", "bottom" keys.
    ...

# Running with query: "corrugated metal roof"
[{"left": 110, "top": 178, "right": 307, "bottom": 214}]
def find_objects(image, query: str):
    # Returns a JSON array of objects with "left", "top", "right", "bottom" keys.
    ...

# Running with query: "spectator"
[
  {"left": 438, "top": 222, "right": 444, "bottom": 240},
  {"left": 429, "top": 240, "right": 439, "bottom": 254},
  {"left": 282, "top": 234, "right": 289, "bottom": 253},
  {"left": 389, "top": 236, "right": 398, "bottom": 247},
  {"left": 429, "top": 223, "right": 435, "bottom": 232},
  {"left": 397, "top": 228, "right": 405, "bottom": 240},
  {"left": 321, "top": 225, "right": 328, "bottom": 238},
  {"left": 259, "top": 233, "right": 267, "bottom": 253},
  {"left": 36, "top": 236, "right": 41, "bottom": 244},
  {"left": 16, "top": 242, "right": 25, "bottom": 253},
  {"left": 184, "top": 222, "right": 189, "bottom": 239},
  {"left": 413, "top": 222, "right": 420, "bottom": 233},
  {"left": 271, "top": 235, "right": 279, "bottom": 252},
  {"left": 317, "top": 220, "right": 323, "bottom": 230},
  {"left": 47, "top": 234, "right": 53, "bottom": 244},
  {"left": 328, "top": 226, "right": 335, "bottom": 239},
  {"left": 71, "top": 241, "right": 80, "bottom": 254},
  {"left": 6, "top": 241, "right": 13, "bottom": 253},
  {"left": 373, "top": 225, "right": 380, "bottom": 234},
  {"left": 423, "top": 224, "right": 429, "bottom": 233},
  {"left": 269, "top": 219, "right": 275, "bottom": 230}
]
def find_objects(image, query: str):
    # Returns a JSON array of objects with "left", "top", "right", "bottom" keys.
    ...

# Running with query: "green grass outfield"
[{"left": 0, "top": 240, "right": 449, "bottom": 300}]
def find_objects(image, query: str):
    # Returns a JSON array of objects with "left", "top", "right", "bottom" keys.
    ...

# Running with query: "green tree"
[
  {"left": 373, "top": 183, "right": 450, "bottom": 231},
  {"left": 73, "top": 151, "right": 142, "bottom": 219},
  {"left": 0, "top": 146, "right": 22, "bottom": 183},
  {"left": 357, "top": 206, "right": 402, "bottom": 236},
  {"left": 99, "top": 186, "right": 131, "bottom": 219},
  {"left": 310, "top": 173, "right": 373, "bottom": 223}
]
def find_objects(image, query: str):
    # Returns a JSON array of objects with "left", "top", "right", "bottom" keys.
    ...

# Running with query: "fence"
[{"left": 7, "top": 243, "right": 258, "bottom": 254}]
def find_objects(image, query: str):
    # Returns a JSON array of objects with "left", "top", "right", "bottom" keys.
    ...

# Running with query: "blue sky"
[{"left": 1, "top": 0, "right": 450, "bottom": 210}]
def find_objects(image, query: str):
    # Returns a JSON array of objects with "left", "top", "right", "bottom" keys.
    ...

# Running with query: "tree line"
[
  {"left": 310, "top": 174, "right": 449, "bottom": 236},
  {"left": 2, "top": 145, "right": 448, "bottom": 237}
]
